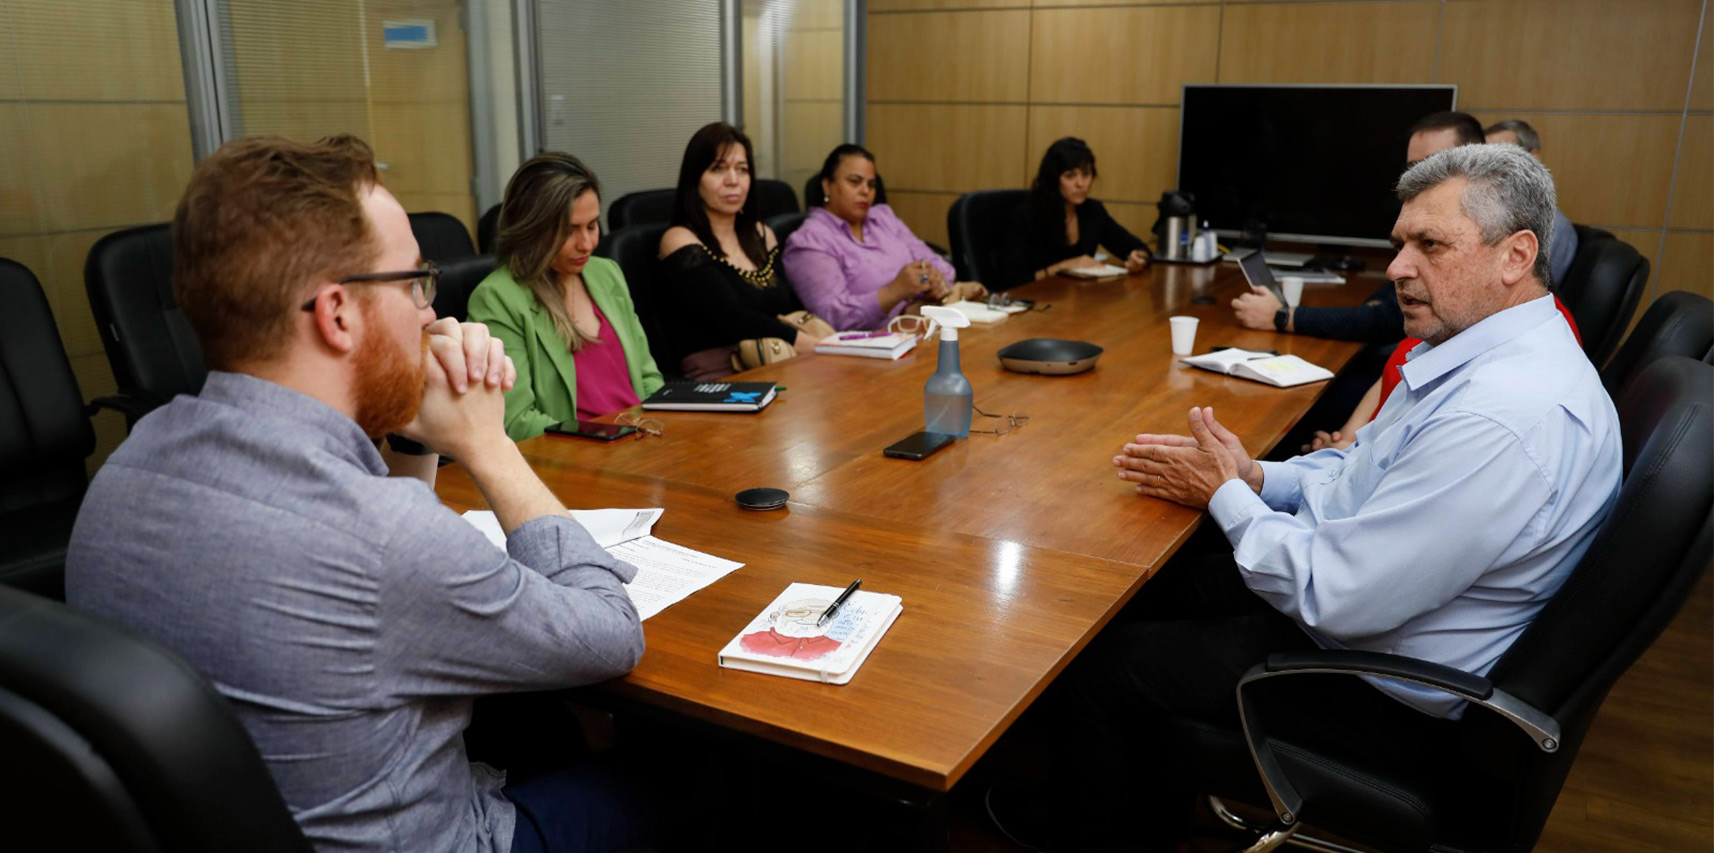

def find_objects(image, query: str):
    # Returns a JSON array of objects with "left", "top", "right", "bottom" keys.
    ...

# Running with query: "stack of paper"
[{"left": 462, "top": 508, "right": 743, "bottom": 621}]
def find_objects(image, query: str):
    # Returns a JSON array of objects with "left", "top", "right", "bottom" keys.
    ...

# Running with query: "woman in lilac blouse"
[{"left": 782, "top": 144, "right": 986, "bottom": 331}]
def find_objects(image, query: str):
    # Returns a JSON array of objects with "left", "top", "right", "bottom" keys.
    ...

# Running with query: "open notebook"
[
  {"left": 1180, "top": 348, "right": 1333, "bottom": 387},
  {"left": 717, "top": 582, "right": 902, "bottom": 685}
]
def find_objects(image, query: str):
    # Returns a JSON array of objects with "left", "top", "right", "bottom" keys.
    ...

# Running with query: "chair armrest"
[
  {"left": 1235, "top": 648, "right": 1562, "bottom": 826},
  {"left": 87, "top": 393, "right": 161, "bottom": 427}
]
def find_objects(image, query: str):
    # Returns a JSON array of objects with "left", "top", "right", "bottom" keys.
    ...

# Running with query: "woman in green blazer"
[{"left": 468, "top": 153, "right": 665, "bottom": 440}]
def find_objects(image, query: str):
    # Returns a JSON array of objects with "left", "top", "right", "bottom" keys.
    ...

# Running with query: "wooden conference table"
[{"left": 435, "top": 260, "right": 1382, "bottom": 798}]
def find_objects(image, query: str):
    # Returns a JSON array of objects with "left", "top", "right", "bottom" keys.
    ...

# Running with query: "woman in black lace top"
[{"left": 657, "top": 122, "right": 822, "bottom": 378}]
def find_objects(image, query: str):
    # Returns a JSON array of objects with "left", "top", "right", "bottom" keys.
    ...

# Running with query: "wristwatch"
[{"left": 1273, "top": 308, "right": 1290, "bottom": 332}]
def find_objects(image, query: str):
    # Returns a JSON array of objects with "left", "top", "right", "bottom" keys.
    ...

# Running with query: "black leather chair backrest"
[
  {"left": 0, "top": 586, "right": 312, "bottom": 852},
  {"left": 1600, "top": 291, "right": 1714, "bottom": 400},
  {"left": 83, "top": 224, "right": 206, "bottom": 425},
  {"left": 600, "top": 223, "right": 677, "bottom": 377},
  {"left": 432, "top": 254, "right": 499, "bottom": 323},
  {"left": 804, "top": 172, "right": 890, "bottom": 208},
  {"left": 607, "top": 189, "right": 676, "bottom": 233},
  {"left": 1484, "top": 356, "right": 1711, "bottom": 839},
  {"left": 1572, "top": 223, "right": 1616, "bottom": 247},
  {"left": 752, "top": 179, "right": 800, "bottom": 220},
  {"left": 1556, "top": 236, "right": 1649, "bottom": 367},
  {"left": 765, "top": 211, "right": 808, "bottom": 249},
  {"left": 947, "top": 189, "right": 1028, "bottom": 286},
  {"left": 0, "top": 258, "right": 94, "bottom": 599},
  {"left": 476, "top": 203, "right": 501, "bottom": 255},
  {"left": 408, "top": 212, "right": 476, "bottom": 262}
]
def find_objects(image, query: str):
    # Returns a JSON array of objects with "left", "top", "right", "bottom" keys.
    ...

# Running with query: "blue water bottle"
[{"left": 918, "top": 306, "right": 973, "bottom": 437}]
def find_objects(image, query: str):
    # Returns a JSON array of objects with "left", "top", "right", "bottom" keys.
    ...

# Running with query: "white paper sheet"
[{"left": 460, "top": 509, "right": 741, "bottom": 621}]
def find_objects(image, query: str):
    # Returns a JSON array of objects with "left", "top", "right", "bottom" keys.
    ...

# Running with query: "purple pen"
[{"left": 834, "top": 330, "right": 891, "bottom": 340}]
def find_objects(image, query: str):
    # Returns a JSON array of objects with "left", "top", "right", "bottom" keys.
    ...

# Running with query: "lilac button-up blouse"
[{"left": 781, "top": 205, "right": 957, "bottom": 331}]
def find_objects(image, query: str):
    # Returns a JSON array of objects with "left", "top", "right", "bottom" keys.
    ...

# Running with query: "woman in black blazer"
[{"left": 1005, "top": 137, "right": 1151, "bottom": 288}]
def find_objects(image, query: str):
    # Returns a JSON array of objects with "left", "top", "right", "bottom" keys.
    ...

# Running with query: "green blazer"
[{"left": 466, "top": 257, "right": 665, "bottom": 441}]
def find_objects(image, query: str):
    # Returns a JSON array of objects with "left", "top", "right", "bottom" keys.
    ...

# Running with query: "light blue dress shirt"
[{"left": 1208, "top": 295, "right": 1620, "bottom": 717}]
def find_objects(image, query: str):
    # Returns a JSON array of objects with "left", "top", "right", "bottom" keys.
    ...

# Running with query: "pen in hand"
[{"left": 817, "top": 579, "right": 862, "bottom": 627}]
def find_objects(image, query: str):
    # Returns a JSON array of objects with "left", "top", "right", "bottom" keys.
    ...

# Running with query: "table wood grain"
[{"left": 436, "top": 261, "right": 1389, "bottom": 792}]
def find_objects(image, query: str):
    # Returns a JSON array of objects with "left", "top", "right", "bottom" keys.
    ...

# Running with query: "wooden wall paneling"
[
  {"left": 1657, "top": 231, "right": 1714, "bottom": 300},
  {"left": 238, "top": 100, "right": 374, "bottom": 144},
  {"left": 1494, "top": 114, "right": 1682, "bottom": 228},
  {"left": 885, "top": 190, "right": 960, "bottom": 249},
  {"left": 0, "top": 105, "right": 42, "bottom": 236},
  {"left": 43, "top": 229, "right": 110, "bottom": 359},
  {"left": 1104, "top": 201, "right": 1159, "bottom": 254},
  {"left": 369, "top": 101, "right": 477, "bottom": 202},
  {"left": 1217, "top": 1, "right": 1439, "bottom": 85},
  {"left": 869, "top": 0, "right": 1026, "bottom": 11},
  {"left": 1441, "top": 0, "right": 1702, "bottom": 111},
  {"left": 782, "top": 100, "right": 846, "bottom": 203},
  {"left": 1025, "top": 106, "right": 1180, "bottom": 205},
  {"left": 742, "top": 13, "right": 762, "bottom": 139},
  {"left": 7, "top": 0, "right": 185, "bottom": 101},
  {"left": 868, "top": 10, "right": 1030, "bottom": 103},
  {"left": 868, "top": 104, "right": 1029, "bottom": 192},
  {"left": 1029, "top": 6, "right": 1220, "bottom": 106},
  {"left": 1670, "top": 115, "right": 1713, "bottom": 230},
  {"left": 790, "top": 0, "right": 846, "bottom": 29},
  {"left": 785, "top": 29, "right": 843, "bottom": 102},
  {"left": 25, "top": 104, "right": 195, "bottom": 234},
  {"left": 1032, "top": 0, "right": 1200, "bottom": 6},
  {"left": 1694, "top": 9, "right": 1712, "bottom": 112},
  {"left": 227, "top": 2, "right": 370, "bottom": 106}
]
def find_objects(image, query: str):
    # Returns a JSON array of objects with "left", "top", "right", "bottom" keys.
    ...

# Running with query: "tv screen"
[{"left": 1177, "top": 84, "right": 1457, "bottom": 248}]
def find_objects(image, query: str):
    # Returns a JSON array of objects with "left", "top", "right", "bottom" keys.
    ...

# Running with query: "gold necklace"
[{"left": 701, "top": 243, "right": 779, "bottom": 290}]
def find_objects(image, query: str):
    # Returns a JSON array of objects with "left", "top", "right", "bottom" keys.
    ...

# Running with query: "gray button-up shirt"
[{"left": 67, "top": 372, "right": 644, "bottom": 853}]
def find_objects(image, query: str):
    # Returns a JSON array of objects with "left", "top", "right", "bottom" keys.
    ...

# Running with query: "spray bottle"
[{"left": 918, "top": 305, "right": 973, "bottom": 437}]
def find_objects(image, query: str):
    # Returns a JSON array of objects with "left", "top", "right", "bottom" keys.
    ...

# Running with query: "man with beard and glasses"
[
  {"left": 987, "top": 144, "right": 1620, "bottom": 852},
  {"left": 66, "top": 136, "right": 649, "bottom": 853}
]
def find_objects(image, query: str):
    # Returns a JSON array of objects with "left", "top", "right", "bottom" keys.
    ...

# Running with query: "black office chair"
[
  {"left": 607, "top": 189, "right": 676, "bottom": 233},
  {"left": 83, "top": 223, "right": 206, "bottom": 428},
  {"left": 0, "top": 259, "right": 95, "bottom": 601},
  {"left": 432, "top": 254, "right": 500, "bottom": 323},
  {"left": 765, "top": 211, "right": 808, "bottom": 249},
  {"left": 1572, "top": 223, "right": 1616, "bottom": 247},
  {"left": 1556, "top": 236, "right": 1649, "bottom": 367},
  {"left": 752, "top": 178, "right": 800, "bottom": 220},
  {"left": 477, "top": 203, "right": 502, "bottom": 255},
  {"left": 601, "top": 223, "right": 678, "bottom": 379},
  {"left": 1600, "top": 290, "right": 1714, "bottom": 400},
  {"left": 408, "top": 211, "right": 476, "bottom": 262},
  {"left": 1198, "top": 355, "right": 1712, "bottom": 853},
  {"left": 947, "top": 189, "right": 1029, "bottom": 289},
  {"left": 0, "top": 586, "right": 312, "bottom": 851}
]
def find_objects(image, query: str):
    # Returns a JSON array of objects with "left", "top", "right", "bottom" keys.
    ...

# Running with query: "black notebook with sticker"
[{"left": 640, "top": 381, "right": 779, "bottom": 412}]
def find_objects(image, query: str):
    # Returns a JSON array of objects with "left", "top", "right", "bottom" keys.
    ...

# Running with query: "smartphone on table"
[
  {"left": 544, "top": 420, "right": 637, "bottom": 441},
  {"left": 883, "top": 431, "right": 956, "bottom": 460}
]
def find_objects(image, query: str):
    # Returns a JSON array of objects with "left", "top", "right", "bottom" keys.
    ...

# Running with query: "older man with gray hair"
[{"left": 987, "top": 145, "right": 1622, "bottom": 851}]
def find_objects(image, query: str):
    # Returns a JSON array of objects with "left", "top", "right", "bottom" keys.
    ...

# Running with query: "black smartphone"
[
  {"left": 544, "top": 420, "right": 637, "bottom": 442},
  {"left": 883, "top": 431, "right": 956, "bottom": 460}
]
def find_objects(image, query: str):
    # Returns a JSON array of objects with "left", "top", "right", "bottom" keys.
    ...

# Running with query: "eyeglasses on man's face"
[{"left": 300, "top": 262, "right": 440, "bottom": 312}]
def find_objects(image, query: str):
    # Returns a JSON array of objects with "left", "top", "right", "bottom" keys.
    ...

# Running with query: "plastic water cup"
[
  {"left": 1281, "top": 276, "right": 1304, "bottom": 308},
  {"left": 1169, "top": 316, "right": 1199, "bottom": 356}
]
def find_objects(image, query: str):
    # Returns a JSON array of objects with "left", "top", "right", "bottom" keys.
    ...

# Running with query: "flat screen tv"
[{"left": 1177, "top": 84, "right": 1457, "bottom": 248}]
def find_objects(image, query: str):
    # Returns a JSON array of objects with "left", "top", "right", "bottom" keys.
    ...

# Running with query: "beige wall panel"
[
  {"left": 783, "top": 101, "right": 847, "bottom": 176},
  {"left": 868, "top": 104, "right": 1029, "bottom": 192},
  {"left": 0, "top": 105, "right": 43, "bottom": 236},
  {"left": 869, "top": 10, "right": 1030, "bottom": 103},
  {"left": 1694, "top": 10, "right": 1712, "bottom": 112},
  {"left": 0, "top": 238, "right": 53, "bottom": 294},
  {"left": 1607, "top": 227, "right": 1663, "bottom": 270},
  {"left": 241, "top": 100, "right": 374, "bottom": 145},
  {"left": 1030, "top": 6, "right": 1220, "bottom": 106},
  {"left": 1218, "top": 2, "right": 1438, "bottom": 84},
  {"left": 743, "top": 15, "right": 762, "bottom": 136},
  {"left": 43, "top": 229, "right": 108, "bottom": 359},
  {"left": 785, "top": 29, "right": 844, "bottom": 101},
  {"left": 1657, "top": 231, "right": 1714, "bottom": 301},
  {"left": 369, "top": 101, "right": 474, "bottom": 197},
  {"left": 1025, "top": 106, "right": 1179, "bottom": 205},
  {"left": 870, "top": 0, "right": 1026, "bottom": 11},
  {"left": 9, "top": 0, "right": 184, "bottom": 101},
  {"left": 793, "top": 0, "right": 847, "bottom": 29},
  {"left": 366, "top": 2, "right": 470, "bottom": 102},
  {"left": 1501, "top": 114, "right": 1682, "bottom": 228},
  {"left": 1442, "top": 0, "right": 1701, "bottom": 111},
  {"left": 1670, "top": 116, "right": 1712, "bottom": 230},
  {"left": 884, "top": 191, "right": 960, "bottom": 249},
  {"left": 27, "top": 104, "right": 194, "bottom": 234}
]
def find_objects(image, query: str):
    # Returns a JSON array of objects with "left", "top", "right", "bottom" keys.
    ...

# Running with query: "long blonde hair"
[{"left": 494, "top": 152, "right": 601, "bottom": 350}]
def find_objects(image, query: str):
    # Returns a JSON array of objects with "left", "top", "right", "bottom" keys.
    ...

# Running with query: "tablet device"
[{"left": 1235, "top": 249, "right": 1288, "bottom": 305}]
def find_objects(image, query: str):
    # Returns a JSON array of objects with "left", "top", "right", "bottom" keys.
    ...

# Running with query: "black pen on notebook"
[{"left": 817, "top": 579, "right": 862, "bottom": 627}]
